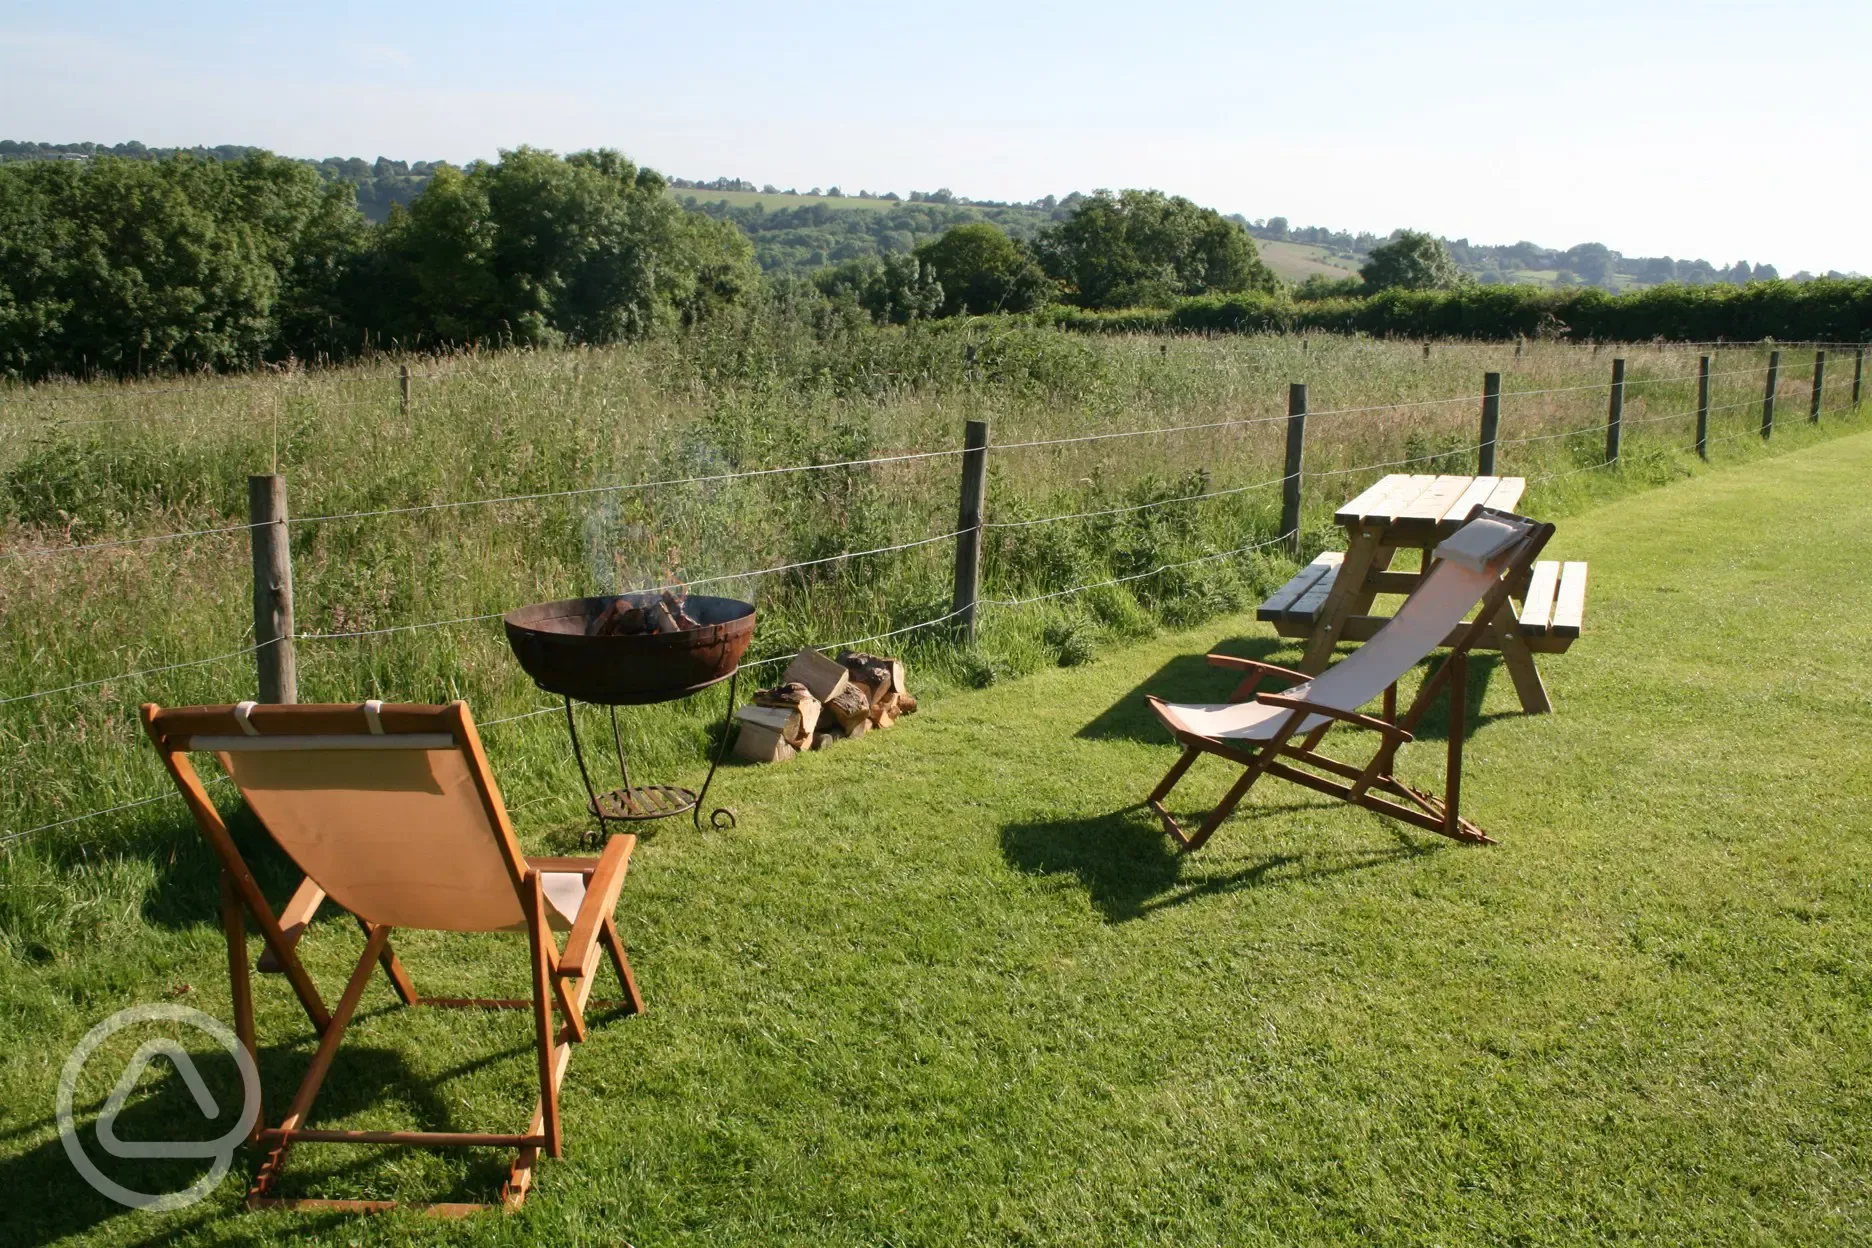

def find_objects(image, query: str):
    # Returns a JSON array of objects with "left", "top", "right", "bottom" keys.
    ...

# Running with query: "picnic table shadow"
[
  {"left": 1074, "top": 632, "right": 1516, "bottom": 748},
  {"left": 0, "top": 1019, "right": 561, "bottom": 1246}
]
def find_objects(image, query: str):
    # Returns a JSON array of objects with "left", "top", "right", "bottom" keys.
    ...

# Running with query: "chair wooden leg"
[
  {"left": 250, "top": 925, "right": 391, "bottom": 1202},
  {"left": 219, "top": 870, "right": 263, "bottom": 1146},
  {"left": 1182, "top": 758, "right": 1265, "bottom": 852},
  {"left": 1148, "top": 745, "right": 1200, "bottom": 804},
  {"left": 352, "top": 915, "right": 418, "bottom": 1005},
  {"left": 1444, "top": 654, "right": 1467, "bottom": 839},
  {"left": 526, "top": 878, "right": 563, "bottom": 1159},
  {"left": 600, "top": 917, "right": 644, "bottom": 1016}
]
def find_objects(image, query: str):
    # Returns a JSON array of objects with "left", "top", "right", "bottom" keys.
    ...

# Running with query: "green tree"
[
  {"left": 367, "top": 147, "right": 756, "bottom": 348},
  {"left": 0, "top": 151, "right": 363, "bottom": 378},
  {"left": 813, "top": 255, "right": 942, "bottom": 325},
  {"left": 1034, "top": 189, "right": 1279, "bottom": 308},
  {"left": 912, "top": 224, "right": 1051, "bottom": 317},
  {"left": 1359, "top": 230, "right": 1465, "bottom": 292}
]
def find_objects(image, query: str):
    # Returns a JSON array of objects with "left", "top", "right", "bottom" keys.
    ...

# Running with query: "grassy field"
[
  {"left": 668, "top": 188, "right": 899, "bottom": 213},
  {"left": 4, "top": 427, "right": 1870, "bottom": 1244},
  {"left": 0, "top": 330, "right": 1854, "bottom": 863},
  {"left": 1254, "top": 239, "right": 1363, "bottom": 283}
]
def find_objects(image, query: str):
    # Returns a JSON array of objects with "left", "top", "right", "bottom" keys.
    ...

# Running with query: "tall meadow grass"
[{"left": 0, "top": 322, "right": 1859, "bottom": 954}]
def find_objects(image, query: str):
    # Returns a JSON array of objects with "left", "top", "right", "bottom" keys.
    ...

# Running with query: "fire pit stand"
[
  {"left": 503, "top": 592, "right": 757, "bottom": 845},
  {"left": 557, "top": 671, "right": 740, "bottom": 842}
]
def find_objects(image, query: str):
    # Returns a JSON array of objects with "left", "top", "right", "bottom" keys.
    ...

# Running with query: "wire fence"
[{"left": 5, "top": 343, "right": 1866, "bottom": 847}]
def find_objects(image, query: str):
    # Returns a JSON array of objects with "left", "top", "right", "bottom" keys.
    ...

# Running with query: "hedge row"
[{"left": 1054, "top": 280, "right": 1872, "bottom": 344}]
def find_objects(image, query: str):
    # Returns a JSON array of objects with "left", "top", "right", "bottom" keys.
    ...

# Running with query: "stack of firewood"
[{"left": 733, "top": 649, "right": 918, "bottom": 763}]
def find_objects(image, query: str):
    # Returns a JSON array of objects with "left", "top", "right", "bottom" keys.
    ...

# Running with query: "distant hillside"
[{"left": 5, "top": 142, "right": 1853, "bottom": 288}]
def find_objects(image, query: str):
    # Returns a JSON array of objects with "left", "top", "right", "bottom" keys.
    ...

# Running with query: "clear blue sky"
[{"left": 4, "top": 1, "right": 1868, "bottom": 272}]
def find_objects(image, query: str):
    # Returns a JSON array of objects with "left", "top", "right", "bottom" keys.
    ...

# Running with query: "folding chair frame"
[
  {"left": 1146, "top": 517, "right": 1554, "bottom": 853},
  {"left": 142, "top": 700, "right": 644, "bottom": 1216}
]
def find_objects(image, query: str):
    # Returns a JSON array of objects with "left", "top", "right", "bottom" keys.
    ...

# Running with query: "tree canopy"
[
  {"left": 1358, "top": 230, "right": 1468, "bottom": 292},
  {"left": 1034, "top": 189, "right": 1279, "bottom": 308},
  {"left": 913, "top": 224, "right": 1052, "bottom": 317},
  {"left": 0, "top": 147, "right": 757, "bottom": 377}
]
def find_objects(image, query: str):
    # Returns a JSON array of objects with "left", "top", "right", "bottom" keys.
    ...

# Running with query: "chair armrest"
[
  {"left": 1255, "top": 693, "right": 1413, "bottom": 742},
  {"left": 257, "top": 877, "right": 326, "bottom": 973},
  {"left": 1208, "top": 654, "right": 1312, "bottom": 702},
  {"left": 554, "top": 835, "right": 635, "bottom": 980}
]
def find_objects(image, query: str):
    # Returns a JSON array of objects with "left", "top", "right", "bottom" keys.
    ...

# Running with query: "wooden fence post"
[
  {"left": 1423, "top": 342, "right": 1432, "bottom": 360},
  {"left": 950, "top": 420, "right": 989, "bottom": 643},
  {"left": 1854, "top": 346, "right": 1864, "bottom": 407},
  {"left": 1478, "top": 372, "right": 1501, "bottom": 475},
  {"left": 1761, "top": 350, "right": 1780, "bottom": 439},
  {"left": 1810, "top": 350, "right": 1826, "bottom": 422},
  {"left": 399, "top": 364, "right": 411, "bottom": 416},
  {"left": 1605, "top": 358, "right": 1625, "bottom": 464},
  {"left": 248, "top": 474, "right": 297, "bottom": 704},
  {"left": 1281, "top": 383, "right": 1307, "bottom": 558},
  {"left": 1695, "top": 355, "right": 1711, "bottom": 460}
]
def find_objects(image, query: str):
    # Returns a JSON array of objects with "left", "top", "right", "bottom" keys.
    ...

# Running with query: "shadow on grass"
[
  {"left": 1001, "top": 801, "right": 1443, "bottom": 924},
  {"left": 1078, "top": 632, "right": 1518, "bottom": 748},
  {"left": 0, "top": 1005, "right": 606, "bottom": 1245}
]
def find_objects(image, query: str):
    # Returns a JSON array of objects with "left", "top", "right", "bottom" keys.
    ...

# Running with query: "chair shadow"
[
  {"left": 1079, "top": 631, "right": 1520, "bottom": 749},
  {"left": 0, "top": 1013, "right": 560, "bottom": 1245},
  {"left": 1000, "top": 801, "right": 1443, "bottom": 924}
]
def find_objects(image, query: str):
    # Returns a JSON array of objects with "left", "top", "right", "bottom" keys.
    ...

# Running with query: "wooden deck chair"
[
  {"left": 140, "top": 699, "right": 644, "bottom": 1215},
  {"left": 1145, "top": 509, "right": 1554, "bottom": 851}
]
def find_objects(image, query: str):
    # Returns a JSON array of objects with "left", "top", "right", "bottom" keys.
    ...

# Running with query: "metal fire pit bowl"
[
  {"left": 503, "top": 593, "right": 756, "bottom": 705},
  {"left": 502, "top": 593, "right": 756, "bottom": 841}
]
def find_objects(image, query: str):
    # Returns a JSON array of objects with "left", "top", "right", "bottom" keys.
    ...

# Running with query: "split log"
[
  {"left": 823, "top": 685, "right": 872, "bottom": 734},
  {"left": 589, "top": 600, "right": 647, "bottom": 637},
  {"left": 661, "top": 591, "right": 700, "bottom": 631},
  {"left": 838, "top": 651, "right": 905, "bottom": 697},
  {"left": 782, "top": 649, "right": 852, "bottom": 703},
  {"left": 752, "top": 683, "right": 820, "bottom": 742},
  {"left": 733, "top": 722, "right": 796, "bottom": 764},
  {"left": 736, "top": 703, "right": 801, "bottom": 744}
]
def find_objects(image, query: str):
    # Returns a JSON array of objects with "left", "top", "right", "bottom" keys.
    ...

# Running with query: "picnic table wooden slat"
[
  {"left": 1396, "top": 475, "right": 1473, "bottom": 524},
  {"left": 1285, "top": 558, "right": 1346, "bottom": 623},
  {"left": 1549, "top": 562, "right": 1588, "bottom": 637},
  {"left": 1484, "top": 478, "right": 1527, "bottom": 513},
  {"left": 1256, "top": 552, "right": 1341, "bottom": 621},
  {"left": 1340, "top": 471, "right": 1407, "bottom": 523},
  {"left": 1439, "top": 476, "right": 1502, "bottom": 528},
  {"left": 1517, "top": 560, "right": 1561, "bottom": 633}
]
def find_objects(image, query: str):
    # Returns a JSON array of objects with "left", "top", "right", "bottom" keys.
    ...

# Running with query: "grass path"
[{"left": 7, "top": 432, "right": 1872, "bottom": 1245}]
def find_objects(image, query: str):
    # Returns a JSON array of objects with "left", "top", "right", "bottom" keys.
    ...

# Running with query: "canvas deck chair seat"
[
  {"left": 141, "top": 698, "right": 644, "bottom": 1215},
  {"left": 1146, "top": 509, "right": 1554, "bottom": 851}
]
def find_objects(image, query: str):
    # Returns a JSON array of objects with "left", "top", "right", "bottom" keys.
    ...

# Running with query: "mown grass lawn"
[{"left": 6, "top": 432, "right": 1872, "bottom": 1246}]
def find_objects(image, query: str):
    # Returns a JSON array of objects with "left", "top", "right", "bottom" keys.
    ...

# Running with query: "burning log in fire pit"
[
  {"left": 734, "top": 648, "right": 918, "bottom": 762},
  {"left": 589, "top": 590, "right": 701, "bottom": 637}
]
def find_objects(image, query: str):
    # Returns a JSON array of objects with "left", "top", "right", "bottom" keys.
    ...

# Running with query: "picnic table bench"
[{"left": 1256, "top": 473, "right": 1589, "bottom": 714}]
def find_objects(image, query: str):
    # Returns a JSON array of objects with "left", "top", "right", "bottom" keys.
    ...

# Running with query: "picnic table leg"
[
  {"left": 1490, "top": 603, "right": 1553, "bottom": 714},
  {"left": 1343, "top": 544, "right": 1398, "bottom": 618},
  {"left": 1301, "top": 526, "right": 1384, "bottom": 672}
]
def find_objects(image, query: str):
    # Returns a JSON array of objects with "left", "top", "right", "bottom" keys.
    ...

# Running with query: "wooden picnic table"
[{"left": 1256, "top": 473, "right": 1586, "bottom": 715}]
